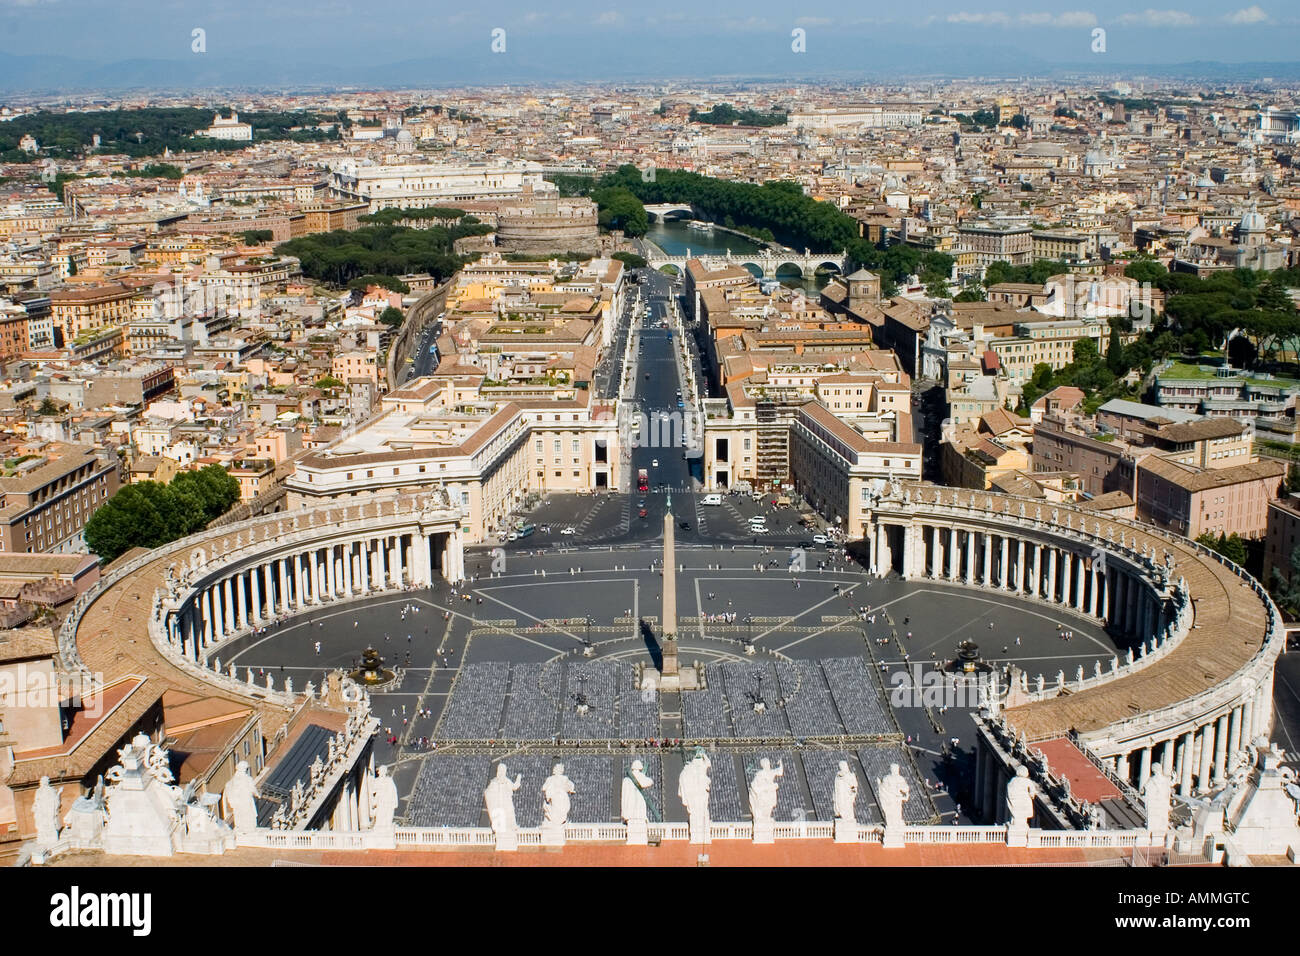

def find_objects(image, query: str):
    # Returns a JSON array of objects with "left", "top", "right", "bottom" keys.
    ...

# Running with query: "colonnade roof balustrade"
[
  {"left": 42, "top": 492, "right": 461, "bottom": 788},
  {"left": 877, "top": 482, "right": 1280, "bottom": 743}
]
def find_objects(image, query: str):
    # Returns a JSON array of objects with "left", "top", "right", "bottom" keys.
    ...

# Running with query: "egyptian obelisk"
[{"left": 660, "top": 491, "right": 679, "bottom": 688}]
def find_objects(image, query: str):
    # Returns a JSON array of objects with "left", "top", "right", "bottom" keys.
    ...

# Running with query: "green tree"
[
  {"left": 379, "top": 306, "right": 404, "bottom": 327},
  {"left": 590, "top": 186, "right": 648, "bottom": 237},
  {"left": 1107, "top": 327, "right": 1126, "bottom": 375},
  {"left": 315, "top": 375, "right": 345, "bottom": 390},
  {"left": 38, "top": 397, "right": 60, "bottom": 416},
  {"left": 1124, "top": 258, "right": 1167, "bottom": 284},
  {"left": 612, "top": 251, "right": 648, "bottom": 270},
  {"left": 84, "top": 483, "right": 171, "bottom": 561}
]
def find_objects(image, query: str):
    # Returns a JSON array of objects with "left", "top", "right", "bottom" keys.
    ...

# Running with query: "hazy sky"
[{"left": 1, "top": 0, "right": 1298, "bottom": 86}]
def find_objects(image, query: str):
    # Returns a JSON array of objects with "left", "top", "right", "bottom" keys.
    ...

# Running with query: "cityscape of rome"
[{"left": 0, "top": 0, "right": 1298, "bottom": 914}]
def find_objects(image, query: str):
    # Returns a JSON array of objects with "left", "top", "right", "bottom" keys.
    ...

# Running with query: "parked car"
[{"left": 812, "top": 534, "right": 829, "bottom": 545}]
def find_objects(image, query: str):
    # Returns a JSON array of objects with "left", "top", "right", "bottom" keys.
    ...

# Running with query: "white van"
[
  {"left": 702, "top": 493, "right": 723, "bottom": 506},
  {"left": 748, "top": 516, "right": 769, "bottom": 529}
]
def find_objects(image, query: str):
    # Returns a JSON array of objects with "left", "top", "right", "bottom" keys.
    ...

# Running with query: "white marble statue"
[
  {"left": 678, "top": 748, "right": 713, "bottom": 845},
  {"left": 622, "top": 760, "right": 655, "bottom": 845},
  {"left": 1141, "top": 765, "right": 1172, "bottom": 840},
  {"left": 62, "top": 791, "right": 106, "bottom": 849},
  {"left": 32, "top": 776, "right": 63, "bottom": 848},
  {"left": 541, "top": 763, "right": 575, "bottom": 846},
  {"left": 222, "top": 760, "right": 259, "bottom": 832},
  {"left": 877, "top": 763, "right": 910, "bottom": 847},
  {"left": 369, "top": 765, "right": 399, "bottom": 832},
  {"left": 748, "top": 757, "right": 784, "bottom": 843},
  {"left": 484, "top": 763, "right": 523, "bottom": 851},
  {"left": 832, "top": 761, "right": 859, "bottom": 843},
  {"left": 1005, "top": 764, "right": 1038, "bottom": 832}
]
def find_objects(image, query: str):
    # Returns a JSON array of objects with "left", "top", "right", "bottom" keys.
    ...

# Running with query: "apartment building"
[
  {"left": 957, "top": 223, "right": 1032, "bottom": 267},
  {"left": 1134, "top": 455, "right": 1284, "bottom": 540},
  {"left": 49, "top": 282, "right": 136, "bottom": 344},
  {"left": 0, "top": 443, "right": 119, "bottom": 554}
]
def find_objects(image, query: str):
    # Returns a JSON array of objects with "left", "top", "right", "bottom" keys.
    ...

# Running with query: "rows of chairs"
[
  {"left": 560, "top": 661, "right": 619, "bottom": 739},
  {"left": 406, "top": 755, "right": 491, "bottom": 827},
  {"left": 721, "top": 662, "right": 791, "bottom": 738},
  {"left": 503, "top": 663, "right": 561, "bottom": 740},
  {"left": 782, "top": 661, "right": 846, "bottom": 738},
  {"left": 823, "top": 657, "right": 894, "bottom": 736},
  {"left": 617, "top": 663, "right": 659, "bottom": 739},
  {"left": 681, "top": 665, "right": 733, "bottom": 739},
  {"left": 436, "top": 663, "right": 510, "bottom": 740}
]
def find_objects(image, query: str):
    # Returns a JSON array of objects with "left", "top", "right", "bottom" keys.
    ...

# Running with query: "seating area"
[
  {"left": 782, "top": 661, "right": 845, "bottom": 738},
  {"left": 435, "top": 663, "right": 510, "bottom": 740},
  {"left": 681, "top": 665, "right": 734, "bottom": 739},
  {"left": 722, "top": 662, "right": 791, "bottom": 738},
  {"left": 406, "top": 755, "right": 491, "bottom": 827},
  {"left": 823, "top": 657, "right": 894, "bottom": 736},
  {"left": 560, "top": 661, "right": 619, "bottom": 739},
  {"left": 503, "top": 663, "right": 562, "bottom": 740},
  {"left": 859, "top": 745, "right": 936, "bottom": 824},
  {"left": 433, "top": 656, "right": 901, "bottom": 745},
  {"left": 617, "top": 663, "right": 659, "bottom": 738},
  {"left": 704, "top": 751, "right": 744, "bottom": 822},
  {"left": 800, "top": 749, "right": 874, "bottom": 824}
]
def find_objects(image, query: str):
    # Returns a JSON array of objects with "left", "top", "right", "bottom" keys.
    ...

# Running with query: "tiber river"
[{"left": 643, "top": 219, "right": 830, "bottom": 293}]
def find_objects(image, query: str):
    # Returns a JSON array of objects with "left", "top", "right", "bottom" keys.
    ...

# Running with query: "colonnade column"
[
  {"left": 1178, "top": 731, "right": 1194, "bottom": 797},
  {"left": 235, "top": 572, "right": 247, "bottom": 631},
  {"left": 1074, "top": 555, "right": 1086, "bottom": 611},
  {"left": 307, "top": 549, "right": 319, "bottom": 605},
  {"left": 965, "top": 531, "right": 976, "bottom": 585},
  {"left": 999, "top": 536, "right": 1010, "bottom": 590},
  {"left": 202, "top": 589, "right": 214, "bottom": 645},
  {"left": 1060, "top": 550, "right": 1072, "bottom": 605},
  {"left": 1017, "top": 540, "right": 1027, "bottom": 593},
  {"left": 1213, "top": 713, "right": 1230, "bottom": 786},
  {"left": 948, "top": 527, "right": 959, "bottom": 580},
  {"left": 250, "top": 567, "right": 261, "bottom": 625},
  {"left": 1045, "top": 548, "right": 1057, "bottom": 603},
  {"left": 982, "top": 533, "right": 992, "bottom": 587},
  {"left": 1197, "top": 722, "right": 1216, "bottom": 793}
]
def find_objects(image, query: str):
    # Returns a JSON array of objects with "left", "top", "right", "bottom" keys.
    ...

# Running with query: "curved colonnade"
[
  {"left": 61, "top": 491, "right": 465, "bottom": 710},
  {"left": 864, "top": 482, "right": 1284, "bottom": 799}
]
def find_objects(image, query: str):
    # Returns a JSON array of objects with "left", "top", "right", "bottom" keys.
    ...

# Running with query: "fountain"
[{"left": 348, "top": 646, "right": 395, "bottom": 687}]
